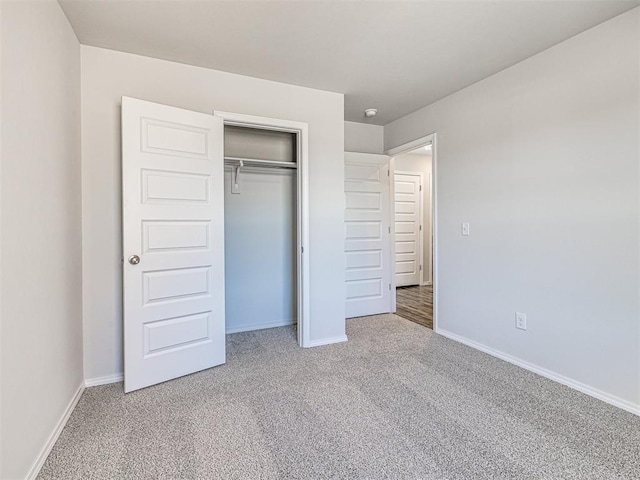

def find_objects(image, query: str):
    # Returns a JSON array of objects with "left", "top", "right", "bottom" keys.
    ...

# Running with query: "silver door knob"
[{"left": 128, "top": 255, "right": 140, "bottom": 265}]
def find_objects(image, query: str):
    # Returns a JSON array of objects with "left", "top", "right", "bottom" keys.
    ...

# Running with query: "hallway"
[{"left": 395, "top": 285, "right": 433, "bottom": 329}]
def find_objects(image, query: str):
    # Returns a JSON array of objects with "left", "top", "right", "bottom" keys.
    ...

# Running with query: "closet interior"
[{"left": 223, "top": 125, "right": 298, "bottom": 334}]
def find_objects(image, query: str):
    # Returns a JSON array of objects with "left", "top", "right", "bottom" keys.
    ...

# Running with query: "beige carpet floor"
[{"left": 38, "top": 314, "right": 640, "bottom": 479}]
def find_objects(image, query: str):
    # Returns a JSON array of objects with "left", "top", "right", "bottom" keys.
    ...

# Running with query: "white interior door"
[
  {"left": 394, "top": 172, "right": 422, "bottom": 287},
  {"left": 122, "top": 97, "right": 225, "bottom": 393},
  {"left": 345, "top": 153, "right": 392, "bottom": 318}
]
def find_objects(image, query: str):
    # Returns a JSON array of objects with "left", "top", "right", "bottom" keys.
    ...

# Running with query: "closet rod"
[{"left": 224, "top": 156, "right": 298, "bottom": 169}]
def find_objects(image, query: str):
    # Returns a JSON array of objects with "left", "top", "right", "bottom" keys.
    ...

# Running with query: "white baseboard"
[
  {"left": 225, "top": 318, "right": 296, "bottom": 334},
  {"left": 437, "top": 329, "right": 640, "bottom": 417},
  {"left": 26, "top": 381, "right": 85, "bottom": 480},
  {"left": 84, "top": 373, "right": 123, "bottom": 387},
  {"left": 305, "top": 334, "right": 348, "bottom": 348}
]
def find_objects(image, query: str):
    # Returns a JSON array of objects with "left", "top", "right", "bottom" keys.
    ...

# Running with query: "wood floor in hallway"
[{"left": 395, "top": 284, "right": 433, "bottom": 329}]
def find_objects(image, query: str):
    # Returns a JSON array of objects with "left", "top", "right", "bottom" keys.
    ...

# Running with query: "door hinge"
[
  {"left": 389, "top": 283, "right": 391, "bottom": 291},
  {"left": 420, "top": 225, "right": 422, "bottom": 231},
  {"left": 387, "top": 170, "right": 390, "bottom": 177},
  {"left": 388, "top": 226, "right": 391, "bottom": 234},
  {"left": 420, "top": 265, "right": 423, "bottom": 270},
  {"left": 301, "top": 246, "right": 304, "bottom": 254},
  {"left": 420, "top": 185, "right": 422, "bottom": 191}
]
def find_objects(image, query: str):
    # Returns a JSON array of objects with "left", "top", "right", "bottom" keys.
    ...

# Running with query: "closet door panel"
[
  {"left": 394, "top": 173, "right": 421, "bottom": 287},
  {"left": 344, "top": 153, "right": 392, "bottom": 318},
  {"left": 122, "top": 97, "right": 225, "bottom": 393}
]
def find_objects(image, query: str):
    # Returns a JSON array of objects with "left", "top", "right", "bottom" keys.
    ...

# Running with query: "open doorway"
[
  {"left": 216, "top": 111, "right": 311, "bottom": 348},
  {"left": 389, "top": 139, "right": 434, "bottom": 329}
]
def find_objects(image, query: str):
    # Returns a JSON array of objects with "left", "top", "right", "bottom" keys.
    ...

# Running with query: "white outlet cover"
[{"left": 515, "top": 312, "right": 527, "bottom": 330}]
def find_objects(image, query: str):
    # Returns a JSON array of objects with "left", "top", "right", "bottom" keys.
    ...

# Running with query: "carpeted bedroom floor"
[{"left": 38, "top": 314, "right": 639, "bottom": 479}]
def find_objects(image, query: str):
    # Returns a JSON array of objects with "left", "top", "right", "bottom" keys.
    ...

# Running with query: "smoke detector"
[{"left": 364, "top": 108, "right": 378, "bottom": 118}]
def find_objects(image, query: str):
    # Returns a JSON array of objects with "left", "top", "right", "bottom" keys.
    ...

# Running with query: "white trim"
[
  {"left": 226, "top": 319, "right": 296, "bottom": 334},
  {"left": 26, "top": 382, "right": 85, "bottom": 480},
  {"left": 215, "top": 110, "right": 306, "bottom": 132},
  {"left": 385, "top": 134, "right": 433, "bottom": 157},
  {"left": 305, "top": 335, "right": 349, "bottom": 348},
  {"left": 389, "top": 156, "right": 397, "bottom": 312},
  {"left": 431, "top": 134, "right": 438, "bottom": 331},
  {"left": 213, "top": 110, "right": 311, "bottom": 348},
  {"left": 84, "top": 373, "right": 124, "bottom": 387},
  {"left": 438, "top": 329, "right": 640, "bottom": 417},
  {"left": 393, "top": 170, "right": 424, "bottom": 287}
]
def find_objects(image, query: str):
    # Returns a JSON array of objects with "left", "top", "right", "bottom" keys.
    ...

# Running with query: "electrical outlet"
[
  {"left": 461, "top": 222, "right": 470, "bottom": 236},
  {"left": 515, "top": 312, "right": 527, "bottom": 330}
]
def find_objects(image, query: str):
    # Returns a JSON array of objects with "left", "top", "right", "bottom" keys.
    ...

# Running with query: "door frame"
[
  {"left": 386, "top": 133, "right": 438, "bottom": 332},
  {"left": 213, "top": 110, "right": 311, "bottom": 347},
  {"left": 393, "top": 170, "right": 424, "bottom": 287}
]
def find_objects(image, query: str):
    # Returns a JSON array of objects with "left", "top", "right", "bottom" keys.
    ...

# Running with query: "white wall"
[
  {"left": 81, "top": 46, "right": 345, "bottom": 381},
  {"left": 1, "top": 1, "right": 83, "bottom": 478},
  {"left": 385, "top": 8, "right": 640, "bottom": 410},
  {"left": 224, "top": 127, "right": 297, "bottom": 333},
  {"left": 394, "top": 152, "right": 433, "bottom": 284},
  {"left": 225, "top": 126, "right": 295, "bottom": 163},
  {"left": 344, "top": 121, "right": 384, "bottom": 154},
  {"left": 224, "top": 168, "right": 297, "bottom": 333}
]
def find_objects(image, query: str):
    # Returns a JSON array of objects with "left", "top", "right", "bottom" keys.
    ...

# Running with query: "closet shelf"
[{"left": 224, "top": 156, "right": 297, "bottom": 169}]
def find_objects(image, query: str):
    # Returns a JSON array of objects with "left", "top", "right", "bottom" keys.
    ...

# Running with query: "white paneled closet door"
[
  {"left": 394, "top": 172, "right": 422, "bottom": 287},
  {"left": 344, "top": 152, "right": 392, "bottom": 318},
  {"left": 122, "top": 97, "right": 226, "bottom": 393}
]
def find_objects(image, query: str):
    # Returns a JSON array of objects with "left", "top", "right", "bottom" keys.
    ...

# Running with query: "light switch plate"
[{"left": 462, "top": 222, "right": 470, "bottom": 236}]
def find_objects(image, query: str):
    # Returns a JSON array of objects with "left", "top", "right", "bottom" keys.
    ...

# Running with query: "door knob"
[{"left": 128, "top": 255, "right": 140, "bottom": 265}]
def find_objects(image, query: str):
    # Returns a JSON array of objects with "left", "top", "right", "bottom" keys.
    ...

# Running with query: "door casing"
[{"left": 214, "top": 111, "right": 311, "bottom": 347}]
